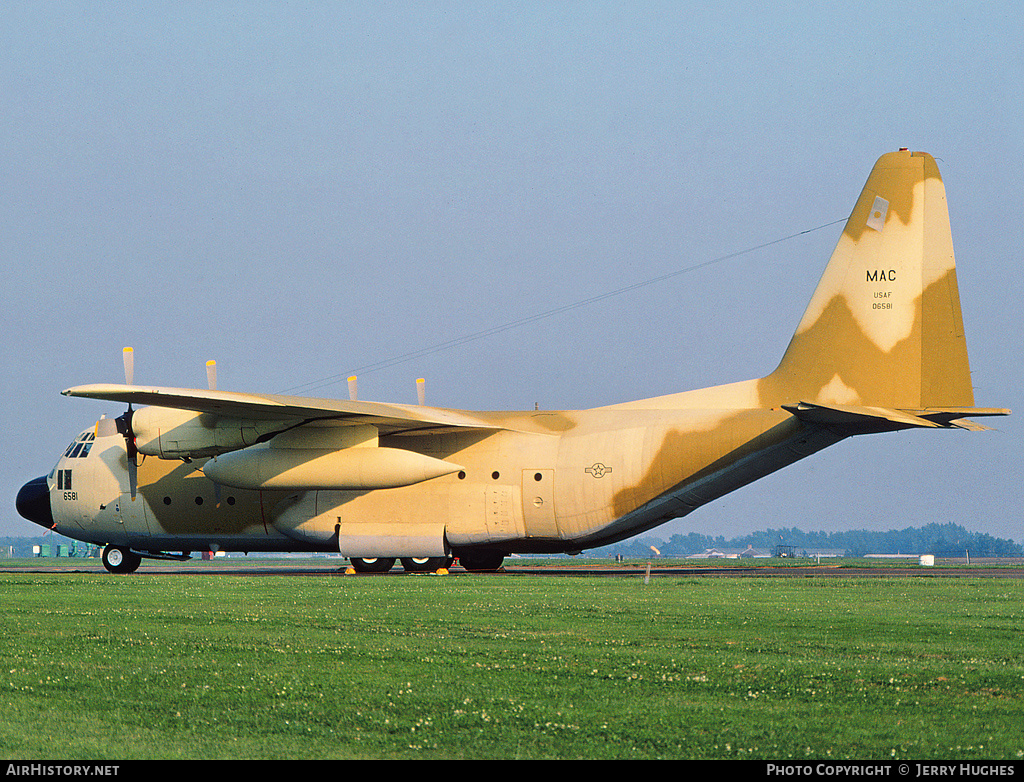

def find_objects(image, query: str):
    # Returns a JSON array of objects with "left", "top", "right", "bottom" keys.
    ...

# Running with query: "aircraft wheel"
[
  {"left": 400, "top": 556, "right": 454, "bottom": 573},
  {"left": 458, "top": 553, "right": 505, "bottom": 572},
  {"left": 102, "top": 545, "right": 142, "bottom": 574},
  {"left": 349, "top": 557, "right": 396, "bottom": 573}
]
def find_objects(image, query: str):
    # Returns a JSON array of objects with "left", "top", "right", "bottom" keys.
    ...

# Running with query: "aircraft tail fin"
[{"left": 760, "top": 150, "right": 987, "bottom": 414}]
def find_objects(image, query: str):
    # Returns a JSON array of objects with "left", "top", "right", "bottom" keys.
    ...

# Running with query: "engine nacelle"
[{"left": 131, "top": 407, "right": 289, "bottom": 459}]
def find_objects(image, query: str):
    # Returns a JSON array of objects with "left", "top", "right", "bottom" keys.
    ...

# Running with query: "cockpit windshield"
[
  {"left": 63, "top": 431, "right": 96, "bottom": 459},
  {"left": 47, "top": 429, "right": 98, "bottom": 490}
]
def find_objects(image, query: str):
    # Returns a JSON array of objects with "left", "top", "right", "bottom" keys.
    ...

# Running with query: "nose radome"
[{"left": 16, "top": 476, "right": 54, "bottom": 529}]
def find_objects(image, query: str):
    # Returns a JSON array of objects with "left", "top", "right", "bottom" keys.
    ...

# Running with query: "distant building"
[
  {"left": 688, "top": 546, "right": 769, "bottom": 559},
  {"left": 804, "top": 549, "right": 846, "bottom": 558},
  {"left": 864, "top": 553, "right": 919, "bottom": 559},
  {"left": 687, "top": 548, "right": 727, "bottom": 559}
]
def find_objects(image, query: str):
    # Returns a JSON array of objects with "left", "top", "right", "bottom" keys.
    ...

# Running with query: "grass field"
[{"left": 1, "top": 565, "right": 1022, "bottom": 760}]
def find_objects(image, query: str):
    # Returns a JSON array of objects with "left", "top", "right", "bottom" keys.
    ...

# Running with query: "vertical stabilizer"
[{"left": 759, "top": 150, "right": 974, "bottom": 410}]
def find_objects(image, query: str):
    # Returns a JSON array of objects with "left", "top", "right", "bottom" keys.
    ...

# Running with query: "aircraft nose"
[{"left": 16, "top": 476, "right": 54, "bottom": 530}]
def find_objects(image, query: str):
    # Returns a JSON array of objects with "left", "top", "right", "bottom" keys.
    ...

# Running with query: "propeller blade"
[
  {"left": 206, "top": 360, "right": 217, "bottom": 391},
  {"left": 416, "top": 377, "right": 425, "bottom": 406},
  {"left": 127, "top": 455, "right": 138, "bottom": 500},
  {"left": 123, "top": 347, "right": 134, "bottom": 385},
  {"left": 348, "top": 375, "right": 358, "bottom": 401},
  {"left": 115, "top": 405, "right": 139, "bottom": 499},
  {"left": 115, "top": 349, "right": 139, "bottom": 498}
]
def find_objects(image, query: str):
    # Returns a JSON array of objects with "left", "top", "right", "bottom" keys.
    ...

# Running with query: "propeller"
[
  {"left": 123, "top": 346, "right": 134, "bottom": 385},
  {"left": 203, "top": 359, "right": 223, "bottom": 504},
  {"left": 114, "top": 350, "right": 221, "bottom": 500},
  {"left": 416, "top": 377, "right": 425, "bottom": 406},
  {"left": 348, "top": 375, "right": 358, "bottom": 401},
  {"left": 115, "top": 347, "right": 139, "bottom": 499}
]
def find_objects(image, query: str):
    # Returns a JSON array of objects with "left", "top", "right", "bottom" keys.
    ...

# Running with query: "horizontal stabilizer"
[
  {"left": 783, "top": 401, "right": 1009, "bottom": 433},
  {"left": 913, "top": 407, "right": 1011, "bottom": 431},
  {"left": 783, "top": 402, "right": 940, "bottom": 431}
]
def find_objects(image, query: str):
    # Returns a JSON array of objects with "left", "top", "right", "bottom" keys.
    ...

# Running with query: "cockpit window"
[{"left": 64, "top": 432, "right": 95, "bottom": 459}]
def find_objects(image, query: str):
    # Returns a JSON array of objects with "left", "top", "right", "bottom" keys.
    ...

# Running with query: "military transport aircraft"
[{"left": 16, "top": 150, "right": 1009, "bottom": 573}]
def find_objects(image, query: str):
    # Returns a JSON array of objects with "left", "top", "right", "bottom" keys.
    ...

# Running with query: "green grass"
[{"left": 1, "top": 571, "right": 1022, "bottom": 759}]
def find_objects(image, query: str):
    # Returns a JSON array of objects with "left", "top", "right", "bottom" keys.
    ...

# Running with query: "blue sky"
[{"left": 3, "top": 2, "right": 1021, "bottom": 542}]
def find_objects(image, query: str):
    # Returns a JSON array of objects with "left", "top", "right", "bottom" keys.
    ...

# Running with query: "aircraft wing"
[{"left": 62, "top": 384, "right": 501, "bottom": 435}]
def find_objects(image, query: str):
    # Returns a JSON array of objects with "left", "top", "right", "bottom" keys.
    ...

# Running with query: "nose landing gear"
[{"left": 101, "top": 545, "right": 142, "bottom": 574}]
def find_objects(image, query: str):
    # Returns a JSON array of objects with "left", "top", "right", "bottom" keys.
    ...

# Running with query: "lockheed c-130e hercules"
[{"left": 16, "top": 150, "right": 1010, "bottom": 573}]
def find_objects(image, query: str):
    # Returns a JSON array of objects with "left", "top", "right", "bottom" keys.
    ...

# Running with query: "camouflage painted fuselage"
[{"left": 46, "top": 394, "right": 837, "bottom": 556}]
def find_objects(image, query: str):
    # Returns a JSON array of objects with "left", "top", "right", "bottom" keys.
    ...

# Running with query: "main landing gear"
[
  {"left": 348, "top": 554, "right": 505, "bottom": 573},
  {"left": 349, "top": 556, "right": 454, "bottom": 573},
  {"left": 348, "top": 557, "right": 397, "bottom": 573},
  {"left": 457, "top": 552, "right": 505, "bottom": 572}
]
